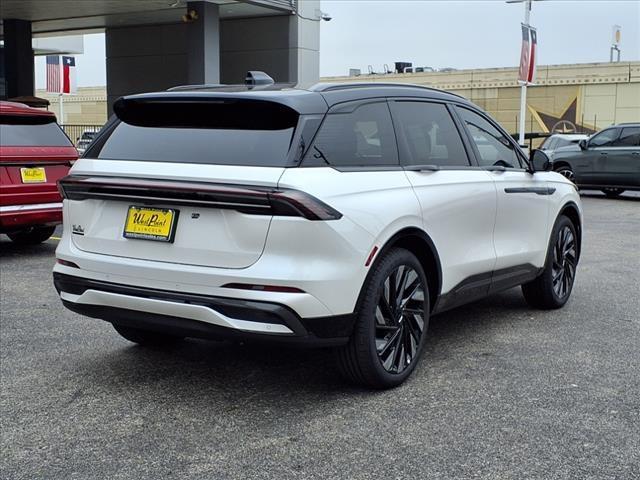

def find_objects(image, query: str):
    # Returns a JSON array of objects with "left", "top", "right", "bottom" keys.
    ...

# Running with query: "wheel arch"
[
  {"left": 373, "top": 227, "right": 442, "bottom": 311},
  {"left": 553, "top": 159, "right": 572, "bottom": 170},
  {"left": 558, "top": 201, "right": 582, "bottom": 261}
]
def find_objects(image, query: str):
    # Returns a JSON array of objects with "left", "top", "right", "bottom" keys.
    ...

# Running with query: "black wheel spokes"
[
  {"left": 375, "top": 265, "right": 426, "bottom": 374},
  {"left": 552, "top": 226, "right": 576, "bottom": 299},
  {"left": 560, "top": 169, "right": 575, "bottom": 182}
]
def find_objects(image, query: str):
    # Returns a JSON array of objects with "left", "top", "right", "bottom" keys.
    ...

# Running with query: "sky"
[{"left": 35, "top": 0, "right": 640, "bottom": 88}]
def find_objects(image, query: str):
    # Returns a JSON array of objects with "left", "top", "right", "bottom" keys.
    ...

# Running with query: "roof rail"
[
  {"left": 167, "top": 84, "right": 226, "bottom": 91},
  {"left": 312, "top": 82, "right": 466, "bottom": 99}
]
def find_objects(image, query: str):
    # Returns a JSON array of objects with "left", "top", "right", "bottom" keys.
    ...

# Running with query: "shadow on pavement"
[
  {"left": 0, "top": 236, "right": 58, "bottom": 257},
  {"left": 72, "top": 287, "right": 532, "bottom": 398}
]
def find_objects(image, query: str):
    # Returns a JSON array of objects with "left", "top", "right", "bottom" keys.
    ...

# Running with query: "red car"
[{"left": 1, "top": 101, "right": 77, "bottom": 244}]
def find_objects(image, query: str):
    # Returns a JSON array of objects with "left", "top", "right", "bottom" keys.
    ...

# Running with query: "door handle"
[
  {"left": 504, "top": 187, "right": 556, "bottom": 195},
  {"left": 404, "top": 164, "right": 440, "bottom": 172},
  {"left": 632, "top": 152, "right": 640, "bottom": 156}
]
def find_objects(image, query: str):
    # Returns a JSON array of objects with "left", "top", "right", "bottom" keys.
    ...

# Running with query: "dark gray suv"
[{"left": 552, "top": 123, "right": 640, "bottom": 197}]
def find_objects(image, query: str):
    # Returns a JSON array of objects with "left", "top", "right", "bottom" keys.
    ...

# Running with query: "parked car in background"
[
  {"left": 53, "top": 80, "right": 582, "bottom": 388},
  {"left": 0, "top": 101, "right": 77, "bottom": 244},
  {"left": 551, "top": 123, "right": 640, "bottom": 197},
  {"left": 76, "top": 129, "right": 100, "bottom": 156},
  {"left": 540, "top": 133, "right": 589, "bottom": 158}
]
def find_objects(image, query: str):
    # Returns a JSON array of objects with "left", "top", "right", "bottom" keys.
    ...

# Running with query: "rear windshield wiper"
[{"left": 313, "top": 146, "right": 331, "bottom": 166}]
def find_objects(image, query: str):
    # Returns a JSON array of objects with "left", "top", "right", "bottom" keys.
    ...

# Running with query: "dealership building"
[
  {"left": 1, "top": 1, "right": 638, "bottom": 138},
  {"left": 0, "top": 0, "right": 320, "bottom": 107}
]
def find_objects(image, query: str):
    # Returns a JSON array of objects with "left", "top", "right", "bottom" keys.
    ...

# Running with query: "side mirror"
[
  {"left": 530, "top": 149, "right": 552, "bottom": 173},
  {"left": 578, "top": 139, "right": 588, "bottom": 150}
]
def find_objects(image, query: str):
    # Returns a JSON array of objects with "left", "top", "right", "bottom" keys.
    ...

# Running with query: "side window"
[
  {"left": 613, "top": 127, "right": 640, "bottom": 147},
  {"left": 305, "top": 102, "right": 398, "bottom": 167},
  {"left": 390, "top": 101, "right": 470, "bottom": 167},
  {"left": 589, "top": 129, "right": 618, "bottom": 147},
  {"left": 542, "top": 137, "right": 556, "bottom": 150},
  {"left": 457, "top": 107, "right": 522, "bottom": 168}
]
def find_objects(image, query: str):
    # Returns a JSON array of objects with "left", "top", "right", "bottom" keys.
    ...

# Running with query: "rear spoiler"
[
  {"left": 113, "top": 96, "right": 300, "bottom": 130},
  {"left": 113, "top": 90, "right": 327, "bottom": 129}
]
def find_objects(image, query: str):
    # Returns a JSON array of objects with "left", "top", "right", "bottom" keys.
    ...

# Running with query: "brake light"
[
  {"left": 57, "top": 176, "right": 342, "bottom": 221},
  {"left": 268, "top": 189, "right": 342, "bottom": 221}
]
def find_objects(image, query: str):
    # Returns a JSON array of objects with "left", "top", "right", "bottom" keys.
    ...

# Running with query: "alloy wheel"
[
  {"left": 551, "top": 226, "right": 577, "bottom": 299},
  {"left": 374, "top": 265, "right": 426, "bottom": 374},
  {"left": 557, "top": 168, "right": 575, "bottom": 183}
]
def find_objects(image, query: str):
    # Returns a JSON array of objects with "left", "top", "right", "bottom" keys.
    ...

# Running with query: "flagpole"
[
  {"left": 518, "top": 0, "right": 532, "bottom": 147},
  {"left": 58, "top": 55, "right": 64, "bottom": 126},
  {"left": 59, "top": 94, "right": 64, "bottom": 126}
]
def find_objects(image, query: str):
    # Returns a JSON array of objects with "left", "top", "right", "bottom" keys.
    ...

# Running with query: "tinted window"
[
  {"left": 457, "top": 107, "right": 522, "bottom": 168},
  {"left": 391, "top": 101, "right": 469, "bottom": 167},
  {"left": 541, "top": 137, "right": 556, "bottom": 150},
  {"left": 555, "top": 138, "right": 573, "bottom": 148},
  {"left": 94, "top": 123, "right": 295, "bottom": 166},
  {"left": 0, "top": 122, "right": 72, "bottom": 146},
  {"left": 589, "top": 129, "right": 618, "bottom": 147},
  {"left": 307, "top": 102, "right": 398, "bottom": 167},
  {"left": 613, "top": 127, "right": 640, "bottom": 147}
]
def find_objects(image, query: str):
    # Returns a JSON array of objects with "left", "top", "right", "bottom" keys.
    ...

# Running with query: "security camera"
[{"left": 313, "top": 9, "right": 332, "bottom": 21}]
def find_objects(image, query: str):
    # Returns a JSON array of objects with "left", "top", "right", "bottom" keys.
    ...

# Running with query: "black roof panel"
[{"left": 118, "top": 82, "right": 473, "bottom": 116}]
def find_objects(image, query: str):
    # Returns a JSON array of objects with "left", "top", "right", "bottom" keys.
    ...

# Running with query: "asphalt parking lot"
[{"left": 1, "top": 191, "right": 639, "bottom": 480}]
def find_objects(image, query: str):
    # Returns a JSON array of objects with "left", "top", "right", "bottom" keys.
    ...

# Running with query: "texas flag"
[{"left": 61, "top": 56, "right": 77, "bottom": 94}]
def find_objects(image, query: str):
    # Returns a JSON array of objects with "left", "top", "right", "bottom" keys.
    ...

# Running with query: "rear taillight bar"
[{"left": 57, "top": 175, "right": 342, "bottom": 221}]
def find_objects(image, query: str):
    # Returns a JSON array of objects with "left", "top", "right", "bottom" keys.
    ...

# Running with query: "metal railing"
[{"left": 61, "top": 124, "right": 103, "bottom": 147}]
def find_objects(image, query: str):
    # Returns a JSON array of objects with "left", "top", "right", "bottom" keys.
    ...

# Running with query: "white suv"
[{"left": 53, "top": 81, "right": 582, "bottom": 388}]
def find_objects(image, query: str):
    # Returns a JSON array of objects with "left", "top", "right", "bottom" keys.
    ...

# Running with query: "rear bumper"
[
  {"left": 0, "top": 202, "right": 62, "bottom": 231},
  {"left": 54, "top": 272, "right": 354, "bottom": 347}
]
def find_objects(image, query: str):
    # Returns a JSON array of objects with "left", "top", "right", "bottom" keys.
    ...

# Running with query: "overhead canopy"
[{"left": 0, "top": 0, "right": 295, "bottom": 36}]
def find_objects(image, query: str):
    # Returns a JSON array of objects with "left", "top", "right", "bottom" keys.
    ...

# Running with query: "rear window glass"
[
  {"left": 94, "top": 123, "right": 295, "bottom": 167},
  {"left": 305, "top": 102, "right": 398, "bottom": 167},
  {"left": 614, "top": 127, "right": 640, "bottom": 147},
  {"left": 0, "top": 121, "right": 72, "bottom": 147}
]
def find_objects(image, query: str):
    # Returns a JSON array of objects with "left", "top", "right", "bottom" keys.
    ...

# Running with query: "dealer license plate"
[{"left": 123, "top": 206, "right": 178, "bottom": 242}]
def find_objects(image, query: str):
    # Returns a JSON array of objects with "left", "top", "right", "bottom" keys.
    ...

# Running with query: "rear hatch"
[
  {"left": 62, "top": 93, "right": 321, "bottom": 269},
  {"left": 0, "top": 114, "right": 76, "bottom": 208}
]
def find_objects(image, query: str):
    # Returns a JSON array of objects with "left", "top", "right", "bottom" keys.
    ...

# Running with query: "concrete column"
[
  {"left": 219, "top": 3, "right": 320, "bottom": 86},
  {"left": 186, "top": 1, "right": 220, "bottom": 85},
  {"left": 2, "top": 19, "right": 34, "bottom": 99},
  {"left": 288, "top": 0, "right": 320, "bottom": 85}
]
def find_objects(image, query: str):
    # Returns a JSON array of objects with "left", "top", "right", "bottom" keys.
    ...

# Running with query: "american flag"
[{"left": 46, "top": 55, "right": 61, "bottom": 93}]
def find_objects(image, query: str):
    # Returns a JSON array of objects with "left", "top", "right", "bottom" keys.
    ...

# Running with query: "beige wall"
[
  {"left": 33, "top": 62, "right": 640, "bottom": 134},
  {"left": 324, "top": 62, "right": 640, "bottom": 135},
  {"left": 35, "top": 86, "right": 107, "bottom": 125}
]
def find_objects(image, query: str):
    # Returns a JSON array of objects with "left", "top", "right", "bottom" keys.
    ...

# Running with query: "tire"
[
  {"left": 601, "top": 188, "right": 625, "bottom": 198},
  {"left": 522, "top": 215, "right": 578, "bottom": 309},
  {"left": 554, "top": 165, "right": 575, "bottom": 183},
  {"left": 112, "top": 324, "right": 184, "bottom": 346},
  {"left": 7, "top": 225, "right": 56, "bottom": 245},
  {"left": 337, "top": 248, "right": 430, "bottom": 389}
]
